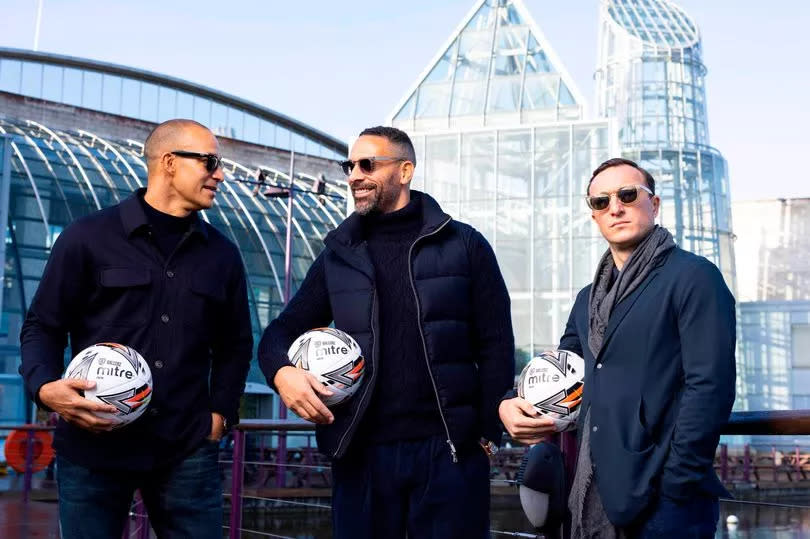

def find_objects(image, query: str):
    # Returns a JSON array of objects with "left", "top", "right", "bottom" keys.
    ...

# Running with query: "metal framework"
[
  {"left": 0, "top": 118, "right": 347, "bottom": 407},
  {"left": 389, "top": 0, "right": 586, "bottom": 131}
]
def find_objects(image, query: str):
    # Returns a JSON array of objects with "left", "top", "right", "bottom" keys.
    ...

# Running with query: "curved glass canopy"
[{"left": 0, "top": 118, "right": 347, "bottom": 390}]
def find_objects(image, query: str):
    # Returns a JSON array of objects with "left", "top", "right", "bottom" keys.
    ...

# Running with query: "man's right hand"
[
  {"left": 38, "top": 379, "right": 119, "bottom": 433},
  {"left": 499, "top": 397, "right": 557, "bottom": 445},
  {"left": 274, "top": 366, "right": 335, "bottom": 424}
]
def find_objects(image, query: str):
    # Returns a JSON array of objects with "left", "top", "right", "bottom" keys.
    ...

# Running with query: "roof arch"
[{"left": 0, "top": 47, "right": 348, "bottom": 159}]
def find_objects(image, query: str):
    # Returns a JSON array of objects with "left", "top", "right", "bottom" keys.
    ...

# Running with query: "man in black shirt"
[
  {"left": 259, "top": 126, "right": 515, "bottom": 538},
  {"left": 20, "top": 119, "right": 253, "bottom": 539}
]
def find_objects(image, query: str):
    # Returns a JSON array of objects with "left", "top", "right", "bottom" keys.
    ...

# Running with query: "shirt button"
[
  {"left": 161, "top": 314, "right": 170, "bottom": 323},
  {"left": 154, "top": 360, "right": 164, "bottom": 369},
  {"left": 593, "top": 425, "right": 598, "bottom": 432},
  {"left": 166, "top": 270, "right": 175, "bottom": 278},
  {"left": 596, "top": 363, "right": 603, "bottom": 369}
]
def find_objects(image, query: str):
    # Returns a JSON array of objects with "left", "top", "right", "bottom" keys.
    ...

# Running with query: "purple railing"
[{"left": 3, "top": 410, "right": 810, "bottom": 538}]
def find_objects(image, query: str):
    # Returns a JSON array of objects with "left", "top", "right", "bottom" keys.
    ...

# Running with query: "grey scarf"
[
  {"left": 587, "top": 226, "right": 675, "bottom": 357},
  {"left": 570, "top": 226, "right": 675, "bottom": 538}
]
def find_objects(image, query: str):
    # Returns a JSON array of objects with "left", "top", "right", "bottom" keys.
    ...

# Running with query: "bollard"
[
  {"left": 229, "top": 430, "right": 245, "bottom": 539},
  {"left": 796, "top": 446, "right": 801, "bottom": 475},
  {"left": 743, "top": 444, "right": 751, "bottom": 483},
  {"left": 23, "top": 430, "right": 35, "bottom": 504},
  {"left": 276, "top": 429, "right": 287, "bottom": 489}
]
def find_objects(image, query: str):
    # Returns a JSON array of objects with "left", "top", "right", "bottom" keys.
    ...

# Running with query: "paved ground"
[{"left": 0, "top": 497, "right": 60, "bottom": 538}]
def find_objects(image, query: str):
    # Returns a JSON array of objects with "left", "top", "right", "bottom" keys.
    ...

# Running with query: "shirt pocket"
[
  {"left": 182, "top": 272, "right": 227, "bottom": 333},
  {"left": 93, "top": 267, "right": 153, "bottom": 328}
]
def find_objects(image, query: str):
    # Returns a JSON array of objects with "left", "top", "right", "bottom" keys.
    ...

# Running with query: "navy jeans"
[
  {"left": 57, "top": 439, "right": 223, "bottom": 539},
  {"left": 631, "top": 494, "right": 719, "bottom": 539},
  {"left": 331, "top": 436, "right": 491, "bottom": 539}
]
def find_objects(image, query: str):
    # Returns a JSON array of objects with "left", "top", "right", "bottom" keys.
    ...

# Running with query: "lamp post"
[
  {"left": 262, "top": 152, "right": 295, "bottom": 487},
  {"left": 259, "top": 155, "right": 344, "bottom": 488}
]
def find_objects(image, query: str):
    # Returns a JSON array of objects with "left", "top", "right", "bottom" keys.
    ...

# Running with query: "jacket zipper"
[
  {"left": 407, "top": 217, "right": 458, "bottom": 463},
  {"left": 333, "top": 288, "right": 378, "bottom": 458}
]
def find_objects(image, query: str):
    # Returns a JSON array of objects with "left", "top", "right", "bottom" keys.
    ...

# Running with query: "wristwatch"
[{"left": 479, "top": 438, "right": 498, "bottom": 457}]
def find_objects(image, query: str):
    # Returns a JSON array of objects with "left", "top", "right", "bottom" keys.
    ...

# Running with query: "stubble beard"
[
  {"left": 353, "top": 188, "right": 380, "bottom": 216},
  {"left": 354, "top": 182, "right": 399, "bottom": 216}
]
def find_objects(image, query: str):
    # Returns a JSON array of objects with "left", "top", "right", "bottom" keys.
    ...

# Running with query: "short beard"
[
  {"left": 353, "top": 190, "right": 380, "bottom": 216},
  {"left": 353, "top": 183, "right": 399, "bottom": 216}
]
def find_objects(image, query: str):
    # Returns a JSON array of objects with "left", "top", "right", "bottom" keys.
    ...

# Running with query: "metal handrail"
[
  {"left": 3, "top": 409, "right": 810, "bottom": 539},
  {"left": 721, "top": 410, "right": 810, "bottom": 435}
]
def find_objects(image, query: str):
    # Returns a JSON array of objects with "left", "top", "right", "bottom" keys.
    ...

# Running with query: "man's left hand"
[
  {"left": 499, "top": 397, "right": 557, "bottom": 445},
  {"left": 208, "top": 412, "right": 227, "bottom": 441}
]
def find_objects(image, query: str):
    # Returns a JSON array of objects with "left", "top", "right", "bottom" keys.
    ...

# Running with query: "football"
[
  {"left": 517, "top": 349, "right": 584, "bottom": 432},
  {"left": 63, "top": 343, "right": 153, "bottom": 428},
  {"left": 287, "top": 328, "right": 365, "bottom": 407}
]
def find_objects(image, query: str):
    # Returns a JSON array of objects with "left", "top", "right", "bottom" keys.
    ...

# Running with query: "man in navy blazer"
[{"left": 500, "top": 158, "right": 736, "bottom": 538}]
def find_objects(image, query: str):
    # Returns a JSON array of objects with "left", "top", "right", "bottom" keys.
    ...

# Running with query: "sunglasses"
[
  {"left": 339, "top": 156, "right": 407, "bottom": 176},
  {"left": 586, "top": 184, "right": 654, "bottom": 211},
  {"left": 171, "top": 151, "right": 224, "bottom": 173}
]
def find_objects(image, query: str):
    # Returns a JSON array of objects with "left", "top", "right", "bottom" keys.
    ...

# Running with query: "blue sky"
[{"left": 3, "top": 0, "right": 808, "bottom": 201}]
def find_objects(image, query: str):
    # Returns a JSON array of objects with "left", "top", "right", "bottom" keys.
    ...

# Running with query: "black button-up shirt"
[{"left": 20, "top": 189, "right": 253, "bottom": 471}]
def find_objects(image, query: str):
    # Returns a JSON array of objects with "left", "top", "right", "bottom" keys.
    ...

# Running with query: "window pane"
[
  {"left": 227, "top": 108, "right": 244, "bottom": 140},
  {"left": 42, "top": 64, "right": 62, "bottom": 102},
  {"left": 82, "top": 71, "right": 102, "bottom": 109},
  {"left": 176, "top": 91, "right": 193, "bottom": 118},
  {"left": 21, "top": 62, "right": 43, "bottom": 98},
  {"left": 140, "top": 83, "right": 158, "bottom": 122},
  {"left": 121, "top": 78, "right": 140, "bottom": 118},
  {"left": 157, "top": 86, "right": 176, "bottom": 122},
  {"left": 102, "top": 74, "right": 122, "bottom": 114},
  {"left": 193, "top": 97, "right": 211, "bottom": 125},
  {"left": 276, "top": 127, "right": 290, "bottom": 150},
  {"left": 63, "top": 67, "right": 83, "bottom": 106},
  {"left": 211, "top": 102, "right": 228, "bottom": 136},
  {"left": 293, "top": 133, "right": 307, "bottom": 153},
  {"left": 259, "top": 120, "right": 275, "bottom": 147},
  {"left": 0, "top": 59, "right": 22, "bottom": 93},
  {"left": 244, "top": 114, "right": 259, "bottom": 144}
]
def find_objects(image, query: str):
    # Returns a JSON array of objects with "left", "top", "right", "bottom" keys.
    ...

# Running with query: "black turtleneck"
[
  {"left": 354, "top": 196, "right": 445, "bottom": 445},
  {"left": 139, "top": 196, "right": 195, "bottom": 258}
]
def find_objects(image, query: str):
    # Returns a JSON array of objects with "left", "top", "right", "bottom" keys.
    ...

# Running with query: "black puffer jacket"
[{"left": 259, "top": 191, "right": 514, "bottom": 460}]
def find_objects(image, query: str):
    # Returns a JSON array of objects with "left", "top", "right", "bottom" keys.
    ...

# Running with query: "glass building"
[
  {"left": 390, "top": 0, "right": 614, "bottom": 364},
  {"left": 596, "top": 0, "right": 736, "bottom": 290},
  {"left": 387, "top": 0, "right": 737, "bottom": 367},
  {"left": 0, "top": 48, "right": 345, "bottom": 160},
  {"left": 734, "top": 199, "right": 810, "bottom": 445},
  {"left": 0, "top": 49, "right": 348, "bottom": 424}
]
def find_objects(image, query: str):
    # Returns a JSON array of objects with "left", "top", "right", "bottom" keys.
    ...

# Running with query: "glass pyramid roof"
[{"left": 390, "top": 0, "right": 584, "bottom": 127}]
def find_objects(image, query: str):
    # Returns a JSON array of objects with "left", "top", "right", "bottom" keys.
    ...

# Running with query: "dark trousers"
[
  {"left": 57, "top": 439, "right": 223, "bottom": 539},
  {"left": 630, "top": 494, "right": 719, "bottom": 539},
  {"left": 331, "top": 436, "right": 491, "bottom": 539}
]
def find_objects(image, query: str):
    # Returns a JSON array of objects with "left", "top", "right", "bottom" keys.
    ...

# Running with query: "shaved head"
[{"left": 144, "top": 119, "right": 210, "bottom": 170}]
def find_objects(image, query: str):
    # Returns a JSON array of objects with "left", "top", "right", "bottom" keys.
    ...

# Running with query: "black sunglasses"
[
  {"left": 339, "top": 156, "right": 407, "bottom": 176},
  {"left": 171, "top": 151, "right": 224, "bottom": 173},
  {"left": 586, "top": 184, "right": 654, "bottom": 211}
]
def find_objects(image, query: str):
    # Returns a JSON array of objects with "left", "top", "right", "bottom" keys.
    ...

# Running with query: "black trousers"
[{"left": 331, "top": 436, "right": 491, "bottom": 539}]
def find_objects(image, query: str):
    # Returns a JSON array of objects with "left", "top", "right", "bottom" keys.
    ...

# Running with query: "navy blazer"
[{"left": 559, "top": 246, "right": 736, "bottom": 526}]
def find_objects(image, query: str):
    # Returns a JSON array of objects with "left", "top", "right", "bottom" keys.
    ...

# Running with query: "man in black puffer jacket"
[{"left": 259, "top": 126, "right": 514, "bottom": 539}]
